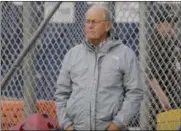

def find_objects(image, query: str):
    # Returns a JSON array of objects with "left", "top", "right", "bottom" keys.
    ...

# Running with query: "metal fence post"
[{"left": 139, "top": 2, "right": 150, "bottom": 130}]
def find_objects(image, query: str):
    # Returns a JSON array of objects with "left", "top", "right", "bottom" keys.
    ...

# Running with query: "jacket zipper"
[{"left": 90, "top": 50, "right": 98, "bottom": 131}]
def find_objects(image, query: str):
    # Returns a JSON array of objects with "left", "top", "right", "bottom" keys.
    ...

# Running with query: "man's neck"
[{"left": 90, "top": 35, "right": 109, "bottom": 47}]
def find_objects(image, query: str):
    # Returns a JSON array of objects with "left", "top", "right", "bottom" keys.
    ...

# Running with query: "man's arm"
[
  {"left": 54, "top": 50, "right": 73, "bottom": 130},
  {"left": 112, "top": 48, "right": 144, "bottom": 129},
  {"left": 146, "top": 42, "right": 171, "bottom": 111},
  {"left": 149, "top": 78, "right": 171, "bottom": 111}
]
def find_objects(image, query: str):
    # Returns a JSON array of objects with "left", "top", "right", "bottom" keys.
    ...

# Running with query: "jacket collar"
[{"left": 84, "top": 37, "right": 121, "bottom": 54}]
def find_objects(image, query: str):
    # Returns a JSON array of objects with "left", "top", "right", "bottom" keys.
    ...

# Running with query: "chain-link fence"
[{"left": 1, "top": 1, "right": 181, "bottom": 130}]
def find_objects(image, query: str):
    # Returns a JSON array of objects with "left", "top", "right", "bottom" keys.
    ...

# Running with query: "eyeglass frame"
[{"left": 84, "top": 19, "right": 110, "bottom": 25}]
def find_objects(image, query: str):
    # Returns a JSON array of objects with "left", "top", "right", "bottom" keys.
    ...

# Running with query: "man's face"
[
  {"left": 84, "top": 8, "right": 110, "bottom": 41},
  {"left": 157, "top": 21, "right": 176, "bottom": 40}
]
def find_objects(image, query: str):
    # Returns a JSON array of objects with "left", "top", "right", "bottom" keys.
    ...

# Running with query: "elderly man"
[{"left": 55, "top": 5, "right": 144, "bottom": 131}]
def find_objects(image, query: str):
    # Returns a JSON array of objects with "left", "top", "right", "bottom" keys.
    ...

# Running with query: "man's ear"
[
  {"left": 106, "top": 22, "right": 111, "bottom": 32},
  {"left": 157, "top": 23, "right": 162, "bottom": 29}
]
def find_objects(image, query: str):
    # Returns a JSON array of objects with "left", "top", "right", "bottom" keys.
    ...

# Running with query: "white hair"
[{"left": 86, "top": 4, "right": 112, "bottom": 22}]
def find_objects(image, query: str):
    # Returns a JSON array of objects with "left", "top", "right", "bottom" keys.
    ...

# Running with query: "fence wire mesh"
[{"left": 1, "top": 1, "right": 181, "bottom": 130}]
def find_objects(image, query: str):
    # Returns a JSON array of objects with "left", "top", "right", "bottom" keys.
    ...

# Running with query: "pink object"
[{"left": 9, "top": 113, "right": 60, "bottom": 130}]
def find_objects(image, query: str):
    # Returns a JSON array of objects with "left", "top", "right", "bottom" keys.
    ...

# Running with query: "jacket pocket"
[
  {"left": 112, "top": 96, "right": 124, "bottom": 118},
  {"left": 66, "top": 96, "right": 86, "bottom": 123},
  {"left": 66, "top": 97, "right": 75, "bottom": 118},
  {"left": 112, "top": 100, "right": 121, "bottom": 118}
]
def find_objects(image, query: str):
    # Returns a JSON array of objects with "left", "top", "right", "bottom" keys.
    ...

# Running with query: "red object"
[{"left": 9, "top": 113, "right": 60, "bottom": 130}]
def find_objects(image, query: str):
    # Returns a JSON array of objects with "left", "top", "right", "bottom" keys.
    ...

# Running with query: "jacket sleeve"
[
  {"left": 113, "top": 47, "right": 144, "bottom": 128},
  {"left": 54, "top": 50, "right": 73, "bottom": 130}
]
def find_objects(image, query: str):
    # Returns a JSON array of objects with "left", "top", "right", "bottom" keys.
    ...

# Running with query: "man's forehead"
[
  {"left": 86, "top": 5, "right": 105, "bottom": 19},
  {"left": 158, "top": 21, "right": 174, "bottom": 28}
]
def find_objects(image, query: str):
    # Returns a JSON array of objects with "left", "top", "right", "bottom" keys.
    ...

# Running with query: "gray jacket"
[{"left": 55, "top": 39, "right": 144, "bottom": 130}]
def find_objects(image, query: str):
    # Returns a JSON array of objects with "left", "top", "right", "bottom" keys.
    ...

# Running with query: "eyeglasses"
[{"left": 85, "top": 19, "right": 109, "bottom": 25}]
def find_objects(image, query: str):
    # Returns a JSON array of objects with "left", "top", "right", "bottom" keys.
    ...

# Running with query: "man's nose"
[{"left": 87, "top": 22, "right": 94, "bottom": 28}]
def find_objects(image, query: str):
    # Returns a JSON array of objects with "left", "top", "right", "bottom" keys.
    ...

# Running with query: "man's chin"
[{"left": 87, "top": 37, "right": 98, "bottom": 41}]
